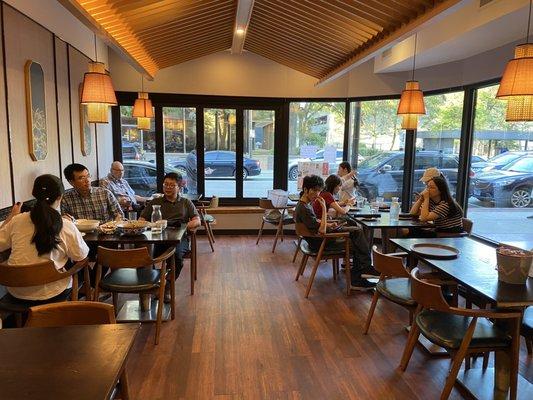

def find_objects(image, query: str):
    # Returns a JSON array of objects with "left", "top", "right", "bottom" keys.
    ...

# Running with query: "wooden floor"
[{"left": 124, "top": 235, "right": 533, "bottom": 400}]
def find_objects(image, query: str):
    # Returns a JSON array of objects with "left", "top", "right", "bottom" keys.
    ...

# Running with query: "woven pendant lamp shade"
[
  {"left": 132, "top": 92, "right": 154, "bottom": 118},
  {"left": 496, "top": 43, "right": 533, "bottom": 121},
  {"left": 397, "top": 81, "right": 426, "bottom": 115},
  {"left": 401, "top": 114, "right": 419, "bottom": 130},
  {"left": 137, "top": 117, "right": 151, "bottom": 130},
  {"left": 81, "top": 62, "right": 117, "bottom": 105},
  {"left": 87, "top": 103, "right": 109, "bottom": 123}
]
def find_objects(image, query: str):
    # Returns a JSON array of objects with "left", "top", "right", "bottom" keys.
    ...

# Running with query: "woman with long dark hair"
[
  {"left": 411, "top": 175, "right": 463, "bottom": 232},
  {"left": 312, "top": 174, "right": 354, "bottom": 219},
  {"left": 0, "top": 174, "right": 89, "bottom": 300}
]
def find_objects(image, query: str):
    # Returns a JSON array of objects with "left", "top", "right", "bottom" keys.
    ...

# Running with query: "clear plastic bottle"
[
  {"left": 390, "top": 197, "right": 400, "bottom": 221},
  {"left": 151, "top": 205, "right": 162, "bottom": 234}
]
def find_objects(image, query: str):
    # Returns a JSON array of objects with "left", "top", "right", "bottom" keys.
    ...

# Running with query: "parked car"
[
  {"left": 174, "top": 150, "right": 261, "bottom": 179},
  {"left": 288, "top": 149, "right": 365, "bottom": 180},
  {"left": 471, "top": 151, "right": 532, "bottom": 173},
  {"left": 123, "top": 160, "right": 188, "bottom": 197},
  {"left": 471, "top": 155, "right": 533, "bottom": 208},
  {"left": 122, "top": 143, "right": 141, "bottom": 160},
  {"left": 356, "top": 151, "right": 468, "bottom": 200}
]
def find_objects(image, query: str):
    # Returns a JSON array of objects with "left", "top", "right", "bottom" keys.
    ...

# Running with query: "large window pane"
[
  {"left": 204, "top": 108, "right": 237, "bottom": 197},
  {"left": 163, "top": 107, "right": 197, "bottom": 194},
  {"left": 243, "top": 110, "right": 274, "bottom": 198},
  {"left": 468, "top": 85, "right": 533, "bottom": 244},
  {"left": 287, "top": 102, "right": 345, "bottom": 193},
  {"left": 416, "top": 91, "right": 465, "bottom": 198},
  {"left": 357, "top": 99, "right": 403, "bottom": 202},
  {"left": 120, "top": 105, "right": 158, "bottom": 197}
]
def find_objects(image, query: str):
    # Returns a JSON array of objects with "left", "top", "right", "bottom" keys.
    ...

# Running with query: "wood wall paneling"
[
  {"left": 4, "top": 5, "right": 60, "bottom": 201},
  {"left": 68, "top": 45, "right": 97, "bottom": 179},
  {"left": 0, "top": 5, "right": 12, "bottom": 209},
  {"left": 54, "top": 37, "right": 73, "bottom": 188}
]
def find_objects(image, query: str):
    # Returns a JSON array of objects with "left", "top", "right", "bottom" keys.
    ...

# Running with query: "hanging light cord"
[
  {"left": 527, "top": 0, "right": 532, "bottom": 43},
  {"left": 411, "top": 33, "right": 417, "bottom": 81},
  {"left": 93, "top": 33, "right": 98, "bottom": 62},
  {"left": 141, "top": 75, "right": 144, "bottom": 92}
]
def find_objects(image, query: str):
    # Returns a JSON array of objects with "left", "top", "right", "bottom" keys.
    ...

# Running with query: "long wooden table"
[
  {"left": 84, "top": 225, "right": 187, "bottom": 322},
  {"left": 391, "top": 237, "right": 533, "bottom": 400},
  {"left": 0, "top": 324, "right": 139, "bottom": 400}
]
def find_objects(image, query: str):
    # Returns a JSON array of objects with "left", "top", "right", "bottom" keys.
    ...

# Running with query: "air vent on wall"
[
  {"left": 382, "top": 47, "right": 393, "bottom": 58},
  {"left": 480, "top": 0, "right": 496, "bottom": 7}
]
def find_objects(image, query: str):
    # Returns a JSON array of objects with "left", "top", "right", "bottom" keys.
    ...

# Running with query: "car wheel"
[
  {"left": 288, "top": 166, "right": 298, "bottom": 181},
  {"left": 233, "top": 169, "right": 249, "bottom": 180},
  {"left": 510, "top": 186, "right": 532, "bottom": 208}
]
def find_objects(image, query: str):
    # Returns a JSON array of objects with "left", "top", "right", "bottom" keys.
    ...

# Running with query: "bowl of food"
[
  {"left": 116, "top": 220, "right": 150, "bottom": 236},
  {"left": 99, "top": 221, "right": 118, "bottom": 235},
  {"left": 74, "top": 219, "right": 100, "bottom": 232}
]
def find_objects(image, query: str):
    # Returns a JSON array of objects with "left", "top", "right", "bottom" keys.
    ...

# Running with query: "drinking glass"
[
  {"left": 376, "top": 197, "right": 384, "bottom": 206},
  {"left": 127, "top": 211, "right": 137, "bottom": 221}
]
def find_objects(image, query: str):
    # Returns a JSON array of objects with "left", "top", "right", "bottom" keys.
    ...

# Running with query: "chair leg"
[
  {"left": 207, "top": 222, "right": 215, "bottom": 243},
  {"left": 292, "top": 237, "right": 301, "bottom": 263},
  {"left": 332, "top": 259, "right": 338, "bottom": 281},
  {"left": 305, "top": 242, "right": 326, "bottom": 298},
  {"left": 399, "top": 307, "right": 422, "bottom": 371},
  {"left": 272, "top": 221, "right": 283, "bottom": 253},
  {"left": 112, "top": 292, "right": 119, "bottom": 312},
  {"left": 190, "top": 257, "right": 195, "bottom": 296},
  {"left": 170, "top": 260, "right": 176, "bottom": 320},
  {"left": 256, "top": 220, "right": 265, "bottom": 245},
  {"left": 119, "top": 369, "right": 131, "bottom": 400},
  {"left": 363, "top": 290, "right": 380, "bottom": 335},
  {"left": 526, "top": 338, "right": 533, "bottom": 355},
  {"left": 482, "top": 352, "right": 490, "bottom": 369},
  {"left": 205, "top": 221, "right": 215, "bottom": 252},
  {"left": 295, "top": 254, "right": 308, "bottom": 281},
  {"left": 84, "top": 266, "right": 92, "bottom": 301},
  {"left": 155, "top": 281, "right": 166, "bottom": 345}
]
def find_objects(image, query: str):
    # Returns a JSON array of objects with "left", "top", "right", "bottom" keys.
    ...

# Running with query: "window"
[
  {"left": 288, "top": 102, "right": 345, "bottom": 193},
  {"left": 356, "top": 99, "right": 403, "bottom": 201},
  {"left": 468, "top": 84, "right": 533, "bottom": 243},
  {"left": 416, "top": 91, "right": 465, "bottom": 197}
]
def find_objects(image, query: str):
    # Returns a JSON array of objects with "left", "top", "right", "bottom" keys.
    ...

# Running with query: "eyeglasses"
[{"left": 163, "top": 183, "right": 177, "bottom": 189}]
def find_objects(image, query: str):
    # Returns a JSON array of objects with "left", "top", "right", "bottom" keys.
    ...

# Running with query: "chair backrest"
[
  {"left": 259, "top": 198, "right": 275, "bottom": 210},
  {"left": 409, "top": 268, "right": 450, "bottom": 312},
  {"left": 97, "top": 246, "right": 153, "bottom": 269},
  {"left": 0, "top": 261, "right": 68, "bottom": 287},
  {"left": 294, "top": 222, "right": 316, "bottom": 238},
  {"left": 372, "top": 246, "right": 409, "bottom": 278},
  {"left": 462, "top": 218, "right": 473, "bottom": 235},
  {"left": 25, "top": 302, "right": 116, "bottom": 327}
]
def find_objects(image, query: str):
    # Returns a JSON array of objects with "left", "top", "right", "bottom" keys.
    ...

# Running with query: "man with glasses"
[
  {"left": 100, "top": 161, "right": 148, "bottom": 211},
  {"left": 140, "top": 172, "right": 200, "bottom": 280},
  {"left": 62, "top": 163, "right": 124, "bottom": 222}
]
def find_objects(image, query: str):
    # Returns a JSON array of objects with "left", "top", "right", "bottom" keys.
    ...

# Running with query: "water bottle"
[
  {"left": 390, "top": 197, "right": 400, "bottom": 221},
  {"left": 151, "top": 205, "right": 162, "bottom": 234}
]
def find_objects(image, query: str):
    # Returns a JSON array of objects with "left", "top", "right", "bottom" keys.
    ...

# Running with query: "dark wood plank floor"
[{"left": 125, "top": 236, "right": 533, "bottom": 400}]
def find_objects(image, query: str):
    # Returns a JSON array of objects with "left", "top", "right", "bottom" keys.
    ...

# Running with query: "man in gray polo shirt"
[{"left": 140, "top": 172, "right": 200, "bottom": 277}]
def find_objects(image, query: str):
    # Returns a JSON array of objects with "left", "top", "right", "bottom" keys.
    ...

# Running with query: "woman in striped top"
[{"left": 411, "top": 176, "right": 463, "bottom": 232}]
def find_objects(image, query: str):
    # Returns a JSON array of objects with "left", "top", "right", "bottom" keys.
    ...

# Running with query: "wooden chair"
[
  {"left": 0, "top": 259, "right": 90, "bottom": 327},
  {"left": 256, "top": 199, "right": 294, "bottom": 253},
  {"left": 521, "top": 306, "right": 533, "bottom": 355},
  {"left": 94, "top": 246, "right": 175, "bottom": 345},
  {"left": 183, "top": 228, "right": 198, "bottom": 295},
  {"left": 363, "top": 247, "right": 416, "bottom": 334},
  {"left": 196, "top": 199, "right": 216, "bottom": 252},
  {"left": 25, "top": 302, "right": 130, "bottom": 400},
  {"left": 399, "top": 267, "right": 521, "bottom": 400},
  {"left": 294, "top": 222, "right": 351, "bottom": 298},
  {"left": 435, "top": 217, "right": 473, "bottom": 238}
]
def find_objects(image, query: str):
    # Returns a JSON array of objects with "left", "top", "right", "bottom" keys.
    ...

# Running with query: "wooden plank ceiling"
[{"left": 65, "top": 0, "right": 456, "bottom": 80}]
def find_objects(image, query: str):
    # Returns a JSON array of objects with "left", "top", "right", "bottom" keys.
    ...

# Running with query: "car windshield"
[
  {"left": 503, "top": 157, "right": 533, "bottom": 173},
  {"left": 358, "top": 153, "right": 394, "bottom": 169},
  {"left": 488, "top": 152, "right": 520, "bottom": 164}
]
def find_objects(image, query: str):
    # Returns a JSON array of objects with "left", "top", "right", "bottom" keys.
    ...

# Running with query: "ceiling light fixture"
[
  {"left": 80, "top": 34, "right": 117, "bottom": 123},
  {"left": 132, "top": 75, "right": 154, "bottom": 130},
  {"left": 236, "top": 28, "right": 245, "bottom": 35},
  {"left": 397, "top": 33, "right": 426, "bottom": 130},
  {"left": 496, "top": 0, "right": 533, "bottom": 121}
]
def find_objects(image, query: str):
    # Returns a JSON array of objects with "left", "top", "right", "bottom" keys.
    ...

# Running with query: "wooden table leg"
[{"left": 381, "top": 229, "right": 390, "bottom": 253}]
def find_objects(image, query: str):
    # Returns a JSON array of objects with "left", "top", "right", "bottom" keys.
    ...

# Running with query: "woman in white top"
[
  {"left": 337, "top": 161, "right": 359, "bottom": 204},
  {"left": 0, "top": 174, "right": 89, "bottom": 300}
]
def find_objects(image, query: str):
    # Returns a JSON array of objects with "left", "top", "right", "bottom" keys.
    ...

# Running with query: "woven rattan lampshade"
[
  {"left": 137, "top": 117, "right": 151, "bottom": 130},
  {"left": 496, "top": 43, "right": 533, "bottom": 121},
  {"left": 397, "top": 81, "right": 426, "bottom": 115},
  {"left": 132, "top": 92, "right": 154, "bottom": 118},
  {"left": 81, "top": 62, "right": 117, "bottom": 105},
  {"left": 87, "top": 103, "right": 109, "bottom": 123},
  {"left": 401, "top": 114, "right": 419, "bottom": 130}
]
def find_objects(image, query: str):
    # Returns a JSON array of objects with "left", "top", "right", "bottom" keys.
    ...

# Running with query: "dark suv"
[
  {"left": 357, "top": 151, "right": 463, "bottom": 200},
  {"left": 123, "top": 160, "right": 188, "bottom": 197}
]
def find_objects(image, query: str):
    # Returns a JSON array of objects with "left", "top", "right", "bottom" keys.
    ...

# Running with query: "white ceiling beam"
[{"left": 231, "top": 0, "right": 255, "bottom": 54}]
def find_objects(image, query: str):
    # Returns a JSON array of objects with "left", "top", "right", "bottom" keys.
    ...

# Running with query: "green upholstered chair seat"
[
  {"left": 376, "top": 278, "right": 415, "bottom": 306},
  {"left": 263, "top": 215, "right": 293, "bottom": 225},
  {"left": 0, "top": 289, "right": 72, "bottom": 313},
  {"left": 100, "top": 268, "right": 161, "bottom": 293},
  {"left": 522, "top": 306, "right": 533, "bottom": 336},
  {"left": 416, "top": 309, "right": 511, "bottom": 350},
  {"left": 203, "top": 214, "right": 216, "bottom": 223},
  {"left": 299, "top": 240, "right": 345, "bottom": 257}
]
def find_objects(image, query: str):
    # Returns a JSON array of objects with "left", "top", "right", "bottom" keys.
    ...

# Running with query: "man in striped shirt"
[{"left": 61, "top": 163, "right": 124, "bottom": 222}]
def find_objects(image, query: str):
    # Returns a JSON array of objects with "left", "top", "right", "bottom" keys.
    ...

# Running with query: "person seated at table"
[
  {"left": 337, "top": 161, "right": 359, "bottom": 204},
  {"left": 313, "top": 175, "right": 355, "bottom": 219},
  {"left": 100, "top": 161, "right": 149, "bottom": 211},
  {"left": 410, "top": 175, "right": 463, "bottom": 233},
  {"left": 294, "top": 175, "right": 377, "bottom": 291},
  {"left": 0, "top": 175, "right": 89, "bottom": 300},
  {"left": 139, "top": 172, "right": 201, "bottom": 278},
  {"left": 418, "top": 166, "right": 443, "bottom": 190},
  {"left": 62, "top": 163, "right": 124, "bottom": 222}
]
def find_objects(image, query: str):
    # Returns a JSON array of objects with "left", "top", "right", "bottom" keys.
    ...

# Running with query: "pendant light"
[
  {"left": 397, "top": 33, "right": 426, "bottom": 130},
  {"left": 132, "top": 75, "right": 154, "bottom": 130},
  {"left": 80, "top": 34, "right": 117, "bottom": 123},
  {"left": 496, "top": 0, "right": 533, "bottom": 121}
]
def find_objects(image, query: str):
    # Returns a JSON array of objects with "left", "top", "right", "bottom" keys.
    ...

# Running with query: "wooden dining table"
[
  {"left": 391, "top": 237, "right": 533, "bottom": 400},
  {"left": 84, "top": 225, "right": 187, "bottom": 322},
  {"left": 0, "top": 323, "right": 139, "bottom": 400}
]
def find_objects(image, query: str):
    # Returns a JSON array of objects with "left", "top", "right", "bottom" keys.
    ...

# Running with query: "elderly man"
[
  {"left": 62, "top": 163, "right": 124, "bottom": 222},
  {"left": 100, "top": 161, "right": 148, "bottom": 210},
  {"left": 140, "top": 172, "right": 200, "bottom": 278}
]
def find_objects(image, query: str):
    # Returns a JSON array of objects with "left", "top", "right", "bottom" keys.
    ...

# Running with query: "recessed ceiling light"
[{"left": 236, "top": 28, "right": 245, "bottom": 35}]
